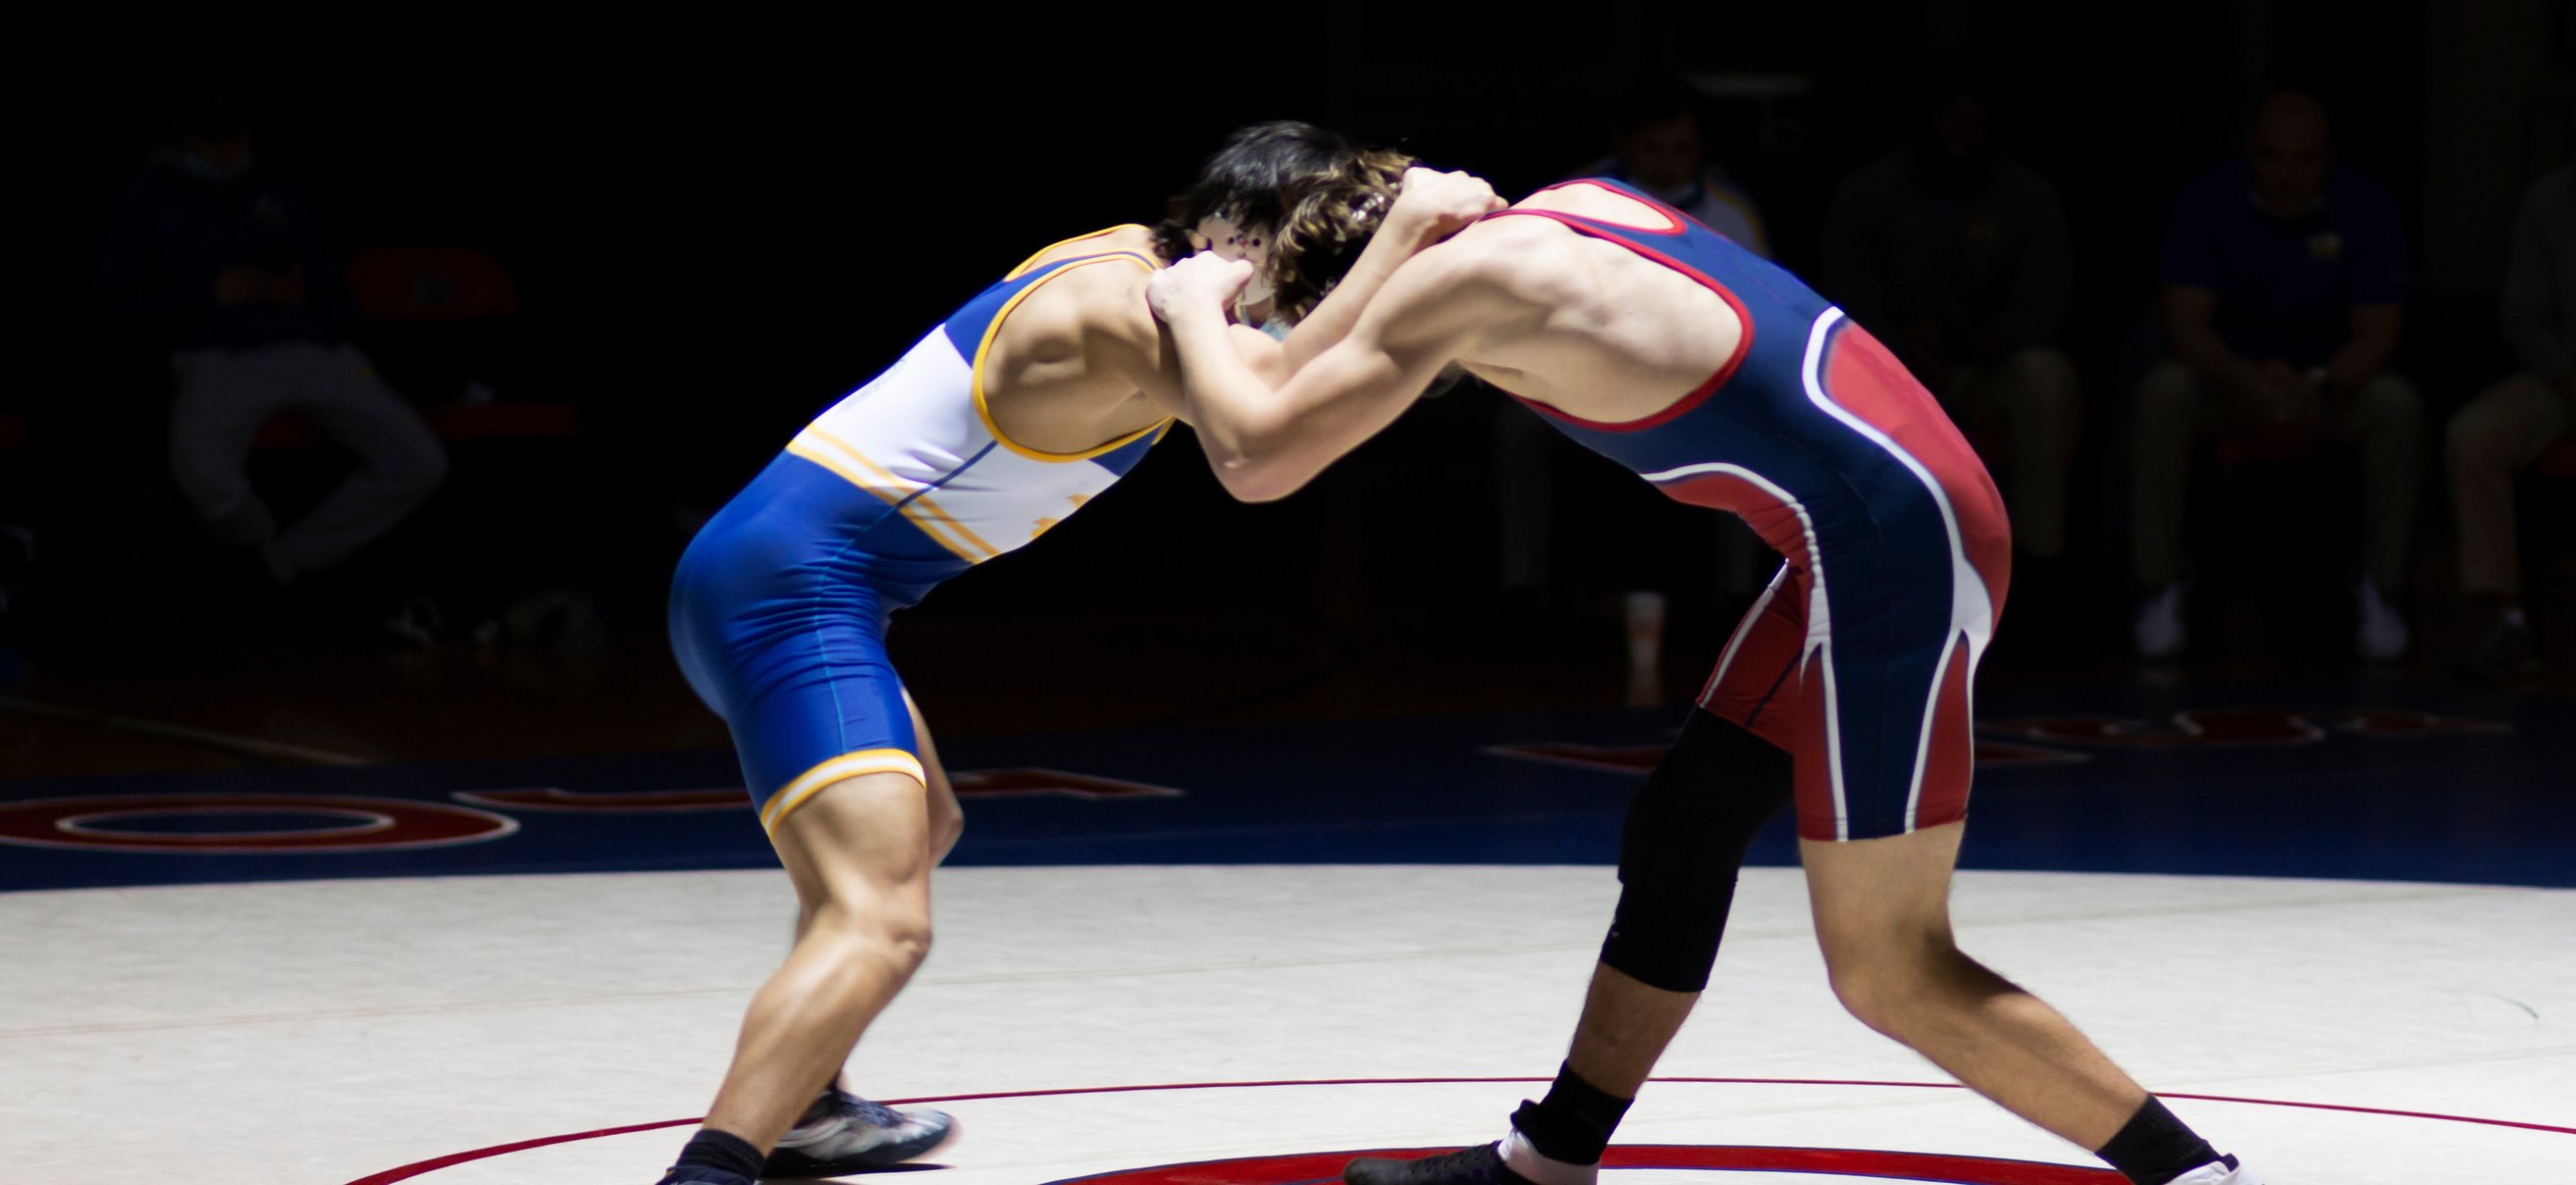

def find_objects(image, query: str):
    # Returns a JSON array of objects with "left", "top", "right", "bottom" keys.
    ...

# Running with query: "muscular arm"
[
  {"left": 1160, "top": 247, "right": 1498, "bottom": 501},
  {"left": 2322, "top": 302, "right": 2402, "bottom": 395},
  {"left": 2160, "top": 283, "right": 2260, "bottom": 398}
]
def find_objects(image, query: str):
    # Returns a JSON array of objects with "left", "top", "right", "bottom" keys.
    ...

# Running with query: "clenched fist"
[
  {"left": 1388, "top": 167, "right": 1506, "bottom": 241},
  {"left": 1146, "top": 252, "right": 1256, "bottom": 327}
]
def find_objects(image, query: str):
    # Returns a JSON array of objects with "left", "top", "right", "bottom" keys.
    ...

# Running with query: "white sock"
[{"left": 1496, "top": 1129, "right": 1598, "bottom": 1185}]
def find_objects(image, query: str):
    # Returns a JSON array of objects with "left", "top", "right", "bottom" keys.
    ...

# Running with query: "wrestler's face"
[{"left": 1192, "top": 213, "right": 1279, "bottom": 317}]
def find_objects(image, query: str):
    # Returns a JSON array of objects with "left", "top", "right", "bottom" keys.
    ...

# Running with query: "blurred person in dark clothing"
[
  {"left": 2446, "top": 156, "right": 2574, "bottom": 680},
  {"left": 1824, "top": 72, "right": 2079, "bottom": 572},
  {"left": 89, "top": 76, "right": 446, "bottom": 591},
  {"left": 1567, "top": 78, "right": 1771, "bottom": 258},
  {"left": 2130, "top": 91, "right": 2417, "bottom": 661},
  {"left": 1498, "top": 80, "right": 1779, "bottom": 631}
]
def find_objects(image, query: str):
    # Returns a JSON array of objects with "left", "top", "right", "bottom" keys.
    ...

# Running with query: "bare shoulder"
[
  {"left": 1413, "top": 217, "right": 1560, "bottom": 280},
  {"left": 1389, "top": 218, "right": 1584, "bottom": 312},
  {"left": 1008, "top": 225, "right": 1162, "bottom": 326},
  {"left": 1011, "top": 242, "right": 1160, "bottom": 348},
  {"left": 1016, "top": 224, "right": 1161, "bottom": 275}
]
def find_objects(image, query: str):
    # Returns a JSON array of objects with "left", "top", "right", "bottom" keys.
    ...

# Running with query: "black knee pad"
[{"left": 1600, "top": 710, "right": 1793, "bottom": 992}]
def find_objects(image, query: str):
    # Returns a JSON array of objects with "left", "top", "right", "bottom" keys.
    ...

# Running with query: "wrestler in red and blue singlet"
[{"left": 1491, "top": 180, "right": 2013, "bottom": 843}]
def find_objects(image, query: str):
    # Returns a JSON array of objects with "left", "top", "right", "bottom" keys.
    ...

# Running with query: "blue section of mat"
[{"left": 3, "top": 684, "right": 2569, "bottom": 892}]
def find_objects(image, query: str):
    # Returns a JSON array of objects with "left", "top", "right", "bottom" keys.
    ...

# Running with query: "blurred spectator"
[
  {"left": 2130, "top": 91, "right": 2418, "bottom": 661},
  {"left": 1823, "top": 72, "right": 2079, "bottom": 569},
  {"left": 1497, "top": 80, "right": 1778, "bottom": 645},
  {"left": 2446, "top": 158, "right": 2574, "bottom": 681},
  {"left": 1566, "top": 77, "right": 1772, "bottom": 258},
  {"left": 89, "top": 73, "right": 446, "bottom": 592}
]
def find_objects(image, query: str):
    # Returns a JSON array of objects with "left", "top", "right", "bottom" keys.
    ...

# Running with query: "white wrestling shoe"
[
  {"left": 2169, "top": 1155, "right": 2264, "bottom": 1185},
  {"left": 762, "top": 1087, "right": 956, "bottom": 1176},
  {"left": 2355, "top": 576, "right": 2409, "bottom": 662},
  {"left": 1497, "top": 1129, "right": 1598, "bottom": 1185},
  {"left": 2134, "top": 582, "right": 2187, "bottom": 658}
]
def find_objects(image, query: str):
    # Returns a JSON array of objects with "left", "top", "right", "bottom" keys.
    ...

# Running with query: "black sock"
[
  {"left": 667, "top": 1128, "right": 765, "bottom": 1181},
  {"left": 2096, "top": 1097, "right": 2226, "bottom": 1185},
  {"left": 1507, "top": 1062, "right": 1633, "bottom": 1165}
]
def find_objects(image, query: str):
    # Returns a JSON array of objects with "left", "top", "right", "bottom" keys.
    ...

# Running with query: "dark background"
[{"left": 10, "top": 1, "right": 2573, "bottom": 759}]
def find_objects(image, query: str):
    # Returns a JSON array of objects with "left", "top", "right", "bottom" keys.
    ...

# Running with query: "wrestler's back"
[{"left": 1445, "top": 185, "right": 1747, "bottom": 425}]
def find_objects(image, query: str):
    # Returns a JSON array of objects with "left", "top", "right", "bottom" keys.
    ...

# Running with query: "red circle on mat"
[
  {"left": 1047, "top": 1144, "right": 2116, "bottom": 1183},
  {"left": 341, "top": 1075, "right": 2575, "bottom": 1184},
  {"left": 0, "top": 793, "right": 518, "bottom": 852}
]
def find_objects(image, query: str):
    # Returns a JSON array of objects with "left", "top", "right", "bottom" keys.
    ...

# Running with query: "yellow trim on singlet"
[
  {"left": 784, "top": 436, "right": 911, "bottom": 503},
  {"left": 973, "top": 251, "right": 1177, "bottom": 464},
  {"left": 796, "top": 429, "right": 1004, "bottom": 561},
  {"left": 1005, "top": 224, "right": 1153, "bottom": 281},
  {"left": 825, "top": 438, "right": 1006, "bottom": 558},
  {"left": 785, "top": 432, "right": 999, "bottom": 563},
  {"left": 762, "top": 747, "right": 927, "bottom": 831}
]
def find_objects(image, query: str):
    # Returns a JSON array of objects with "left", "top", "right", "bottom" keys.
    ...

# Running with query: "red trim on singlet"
[
  {"left": 1517, "top": 180, "right": 1690, "bottom": 234},
  {"left": 1480, "top": 203, "right": 1754, "bottom": 434}
]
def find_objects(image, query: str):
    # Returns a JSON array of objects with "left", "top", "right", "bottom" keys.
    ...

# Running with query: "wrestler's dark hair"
[{"left": 1154, "top": 121, "right": 1413, "bottom": 324}]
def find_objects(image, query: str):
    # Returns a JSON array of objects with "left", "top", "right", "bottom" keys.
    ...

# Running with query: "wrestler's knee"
[{"left": 1600, "top": 713, "right": 1792, "bottom": 992}]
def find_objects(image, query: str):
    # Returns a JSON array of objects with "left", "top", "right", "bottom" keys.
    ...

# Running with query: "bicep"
[
  {"left": 1275, "top": 287, "right": 1478, "bottom": 427},
  {"left": 1249, "top": 241, "right": 1498, "bottom": 438},
  {"left": 1131, "top": 324, "right": 1285, "bottom": 422},
  {"left": 1274, "top": 335, "right": 1419, "bottom": 419}
]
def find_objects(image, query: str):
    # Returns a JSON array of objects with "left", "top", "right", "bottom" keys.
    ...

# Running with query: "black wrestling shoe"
[
  {"left": 762, "top": 1087, "right": 956, "bottom": 1176},
  {"left": 1343, "top": 1142, "right": 1537, "bottom": 1184}
]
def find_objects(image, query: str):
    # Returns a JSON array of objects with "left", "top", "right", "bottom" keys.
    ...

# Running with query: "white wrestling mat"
[{"left": 4, "top": 866, "right": 2569, "bottom": 1182}]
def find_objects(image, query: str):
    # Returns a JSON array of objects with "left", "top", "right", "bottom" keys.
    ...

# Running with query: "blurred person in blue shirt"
[
  {"left": 1825, "top": 71, "right": 2079, "bottom": 570},
  {"left": 2129, "top": 91, "right": 2418, "bottom": 661}
]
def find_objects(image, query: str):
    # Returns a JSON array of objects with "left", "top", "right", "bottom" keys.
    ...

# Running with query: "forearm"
[
  {"left": 2166, "top": 319, "right": 2255, "bottom": 392},
  {"left": 1164, "top": 308, "right": 1288, "bottom": 469},
  {"left": 2324, "top": 305, "right": 2403, "bottom": 394},
  {"left": 2321, "top": 334, "right": 2396, "bottom": 394}
]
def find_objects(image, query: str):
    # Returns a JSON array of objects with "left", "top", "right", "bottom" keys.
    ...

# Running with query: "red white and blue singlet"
[{"left": 1492, "top": 181, "right": 2013, "bottom": 842}]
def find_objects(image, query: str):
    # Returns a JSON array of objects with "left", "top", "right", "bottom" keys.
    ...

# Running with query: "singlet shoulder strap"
[
  {"left": 972, "top": 249, "right": 1171, "bottom": 464},
  {"left": 1480, "top": 180, "right": 1689, "bottom": 237},
  {"left": 1005, "top": 225, "right": 1159, "bottom": 281}
]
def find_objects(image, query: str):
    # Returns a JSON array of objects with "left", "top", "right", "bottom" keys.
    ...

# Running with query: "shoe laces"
[
  {"left": 818, "top": 1088, "right": 912, "bottom": 1129},
  {"left": 1401, "top": 1143, "right": 1511, "bottom": 1181}
]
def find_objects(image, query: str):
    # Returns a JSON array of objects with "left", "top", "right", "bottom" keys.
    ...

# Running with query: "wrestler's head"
[{"left": 1155, "top": 122, "right": 1411, "bottom": 325}]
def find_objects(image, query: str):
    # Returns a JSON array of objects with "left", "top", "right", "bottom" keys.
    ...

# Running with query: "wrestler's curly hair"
[{"left": 1154, "top": 122, "right": 1413, "bottom": 324}]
